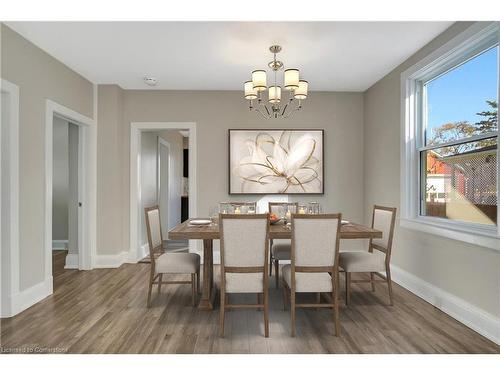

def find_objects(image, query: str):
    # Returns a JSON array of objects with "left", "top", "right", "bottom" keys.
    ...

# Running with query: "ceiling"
[{"left": 6, "top": 21, "right": 453, "bottom": 91}]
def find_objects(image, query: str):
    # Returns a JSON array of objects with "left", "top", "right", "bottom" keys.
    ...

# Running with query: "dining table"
[{"left": 168, "top": 218, "right": 383, "bottom": 310}]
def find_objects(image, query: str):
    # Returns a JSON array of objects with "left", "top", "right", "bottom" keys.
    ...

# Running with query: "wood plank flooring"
[{"left": 1, "top": 251, "right": 498, "bottom": 354}]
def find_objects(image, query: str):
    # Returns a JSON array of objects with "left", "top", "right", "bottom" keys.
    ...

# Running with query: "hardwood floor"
[{"left": 1, "top": 252, "right": 498, "bottom": 354}]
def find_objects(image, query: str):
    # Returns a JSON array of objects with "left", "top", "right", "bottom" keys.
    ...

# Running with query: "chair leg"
[
  {"left": 282, "top": 283, "right": 288, "bottom": 311},
  {"left": 386, "top": 266, "right": 394, "bottom": 306},
  {"left": 158, "top": 274, "right": 163, "bottom": 295},
  {"left": 290, "top": 290, "right": 296, "bottom": 337},
  {"left": 345, "top": 272, "right": 351, "bottom": 305},
  {"left": 191, "top": 273, "right": 196, "bottom": 306},
  {"left": 196, "top": 270, "right": 200, "bottom": 296},
  {"left": 147, "top": 272, "right": 154, "bottom": 308},
  {"left": 220, "top": 290, "right": 226, "bottom": 337},
  {"left": 264, "top": 290, "right": 269, "bottom": 338},
  {"left": 269, "top": 249, "right": 273, "bottom": 276},
  {"left": 370, "top": 272, "right": 376, "bottom": 292},
  {"left": 333, "top": 273, "right": 340, "bottom": 337},
  {"left": 274, "top": 260, "right": 279, "bottom": 289}
]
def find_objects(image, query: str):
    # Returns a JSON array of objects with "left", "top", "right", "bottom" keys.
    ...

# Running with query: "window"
[
  {"left": 401, "top": 22, "right": 500, "bottom": 249},
  {"left": 421, "top": 45, "right": 498, "bottom": 226}
]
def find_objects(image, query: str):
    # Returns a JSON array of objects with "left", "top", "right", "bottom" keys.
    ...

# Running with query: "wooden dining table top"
[{"left": 169, "top": 219, "right": 382, "bottom": 240}]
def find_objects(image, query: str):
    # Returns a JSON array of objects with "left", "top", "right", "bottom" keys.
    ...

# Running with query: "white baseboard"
[
  {"left": 52, "top": 240, "right": 68, "bottom": 250},
  {"left": 1, "top": 277, "right": 53, "bottom": 318},
  {"left": 64, "top": 253, "right": 79, "bottom": 269},
  {"left": 94, "top": 251, "right": 128, "bottom": 268},
  {"left": 391, "top": 265, "right": 500, "bottom": 345},
  {"left": 138, "top": 243, "right": 149, "bottom": 261}
]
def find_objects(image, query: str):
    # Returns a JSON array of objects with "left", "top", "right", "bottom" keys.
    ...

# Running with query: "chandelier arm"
[
  {"left": 281, "top": 99, "right": 299, "bottom": 118},
  {"left": 258, "top": 101, "right": 271, "bottom": 116},
  {"left": 254, "top": 105, "right": 271, "bottom": 119},
  {"left": 283, "top": 99, "right": 302, "bottom": 119}
]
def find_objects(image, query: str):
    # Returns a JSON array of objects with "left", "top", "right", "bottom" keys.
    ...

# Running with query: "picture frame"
[{"left": 228, "top": 129, "right": 324, "bottom": 195}]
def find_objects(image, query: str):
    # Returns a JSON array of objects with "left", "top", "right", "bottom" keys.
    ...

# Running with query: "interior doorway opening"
[
  {"left": 45, "top": 99, "right": 95, "bottom": 293},
  {"left": 130, "top": 122, "right": 197, "bottom": 263},
  {"left": 52, "top": 116, "right": 79, "bottom": 272},
  {"left": 139, "top": 129, "right": 189, "bottom": 260}
]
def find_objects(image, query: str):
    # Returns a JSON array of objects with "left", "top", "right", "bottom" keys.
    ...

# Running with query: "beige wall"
[
  {"left": 115, "top": 90, "right": 366, "bottom": 254},
  {"left": 363, "top": 22, "right": 500, "bottom": 317},
  {"left": 96, "top": 89, "right": 365, "bottom": 255},
  {"left": 1, "top": 24, "right": 94, "bottom": 289},
  {"left": 96, "top": 85, "right": 125, "bottom": 255}
]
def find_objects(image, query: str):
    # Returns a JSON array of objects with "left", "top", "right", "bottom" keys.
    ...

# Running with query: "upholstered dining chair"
[
  {"left": 339, "top": 205, "right": 397, "bottom": 305},
  {"left": 282, "top": 213, "right": 342, "bottom": 337},
  {"left": 268, "top": 202, "right": 298, "bottom": 288},
  {"left": 144, "top": 206, "right": 200, "bottom": 307},
  {"left": 219, "top": 213, "right": 270, "bottom": 337}
]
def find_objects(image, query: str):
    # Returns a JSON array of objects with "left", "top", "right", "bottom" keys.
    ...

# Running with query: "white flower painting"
[{"left": 229, "top": 129, "right": 324, "bottom": 194}]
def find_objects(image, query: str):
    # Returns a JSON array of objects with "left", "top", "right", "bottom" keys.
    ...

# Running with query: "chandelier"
[{"left": 243, "top": 45, "right": 308, "bottom": 119}]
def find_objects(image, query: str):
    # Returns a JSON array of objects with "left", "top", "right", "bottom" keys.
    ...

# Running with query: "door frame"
[
  {"left": 130, "top": 122, "right": 198, "bottom": 262},
  {"left": 157, "top": 136, "right": 172, "bottom": 235},
  {"left": 45, "top": 99, "right": 96, "bottom": 282},
  {"left": 0, "top": 79, "right": 20, "bottom": 318}
]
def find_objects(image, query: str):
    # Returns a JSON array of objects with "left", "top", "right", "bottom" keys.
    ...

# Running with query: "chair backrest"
[
  {"left": 268, "top": 202, "right": 299, "bottom": 216},
  {"left": 370, "top": 205, "right": 397, "bottom": 257},
  {"left": 291, "top": 213, "right": 342, "bottom": 269},
  {"left": 144, "top": 206, "right": 164, "bottom": 262},
  {"left": 219, "top": 214, "right": 269, "bottom": 269}
]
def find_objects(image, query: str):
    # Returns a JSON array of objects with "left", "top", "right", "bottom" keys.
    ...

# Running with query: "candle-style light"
[
  {"left": 244, "top": 81, "right": 257, "bottom": 100},
  {"left": 294, "top": 80, "right": 308, "bottom": 100},
  {"left": 284, "top": 69, "right": 299, "bottom": 90},
  {"left": 268, "top": 86, "right": 281, "bottom": 103},
  {"left": 252, "top": 70, "right": 267, "bottom": 91}
]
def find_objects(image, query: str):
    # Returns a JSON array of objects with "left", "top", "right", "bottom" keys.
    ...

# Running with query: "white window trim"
[{"left": 401, "top": 21, "right": 500, "bottom": 251}]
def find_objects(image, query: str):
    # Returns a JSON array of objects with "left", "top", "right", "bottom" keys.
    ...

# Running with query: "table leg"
[{"left": 198, "top": 239, "right": 214, "bottom": 310}]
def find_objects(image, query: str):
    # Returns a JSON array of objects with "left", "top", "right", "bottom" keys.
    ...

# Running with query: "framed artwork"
[{"left": 229, "top": 129, "right": 324, "bottom": 194}]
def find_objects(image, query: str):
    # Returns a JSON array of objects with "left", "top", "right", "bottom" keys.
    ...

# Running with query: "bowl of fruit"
[{"left": 269, "top": 213, "right": 281, "bottom": 225}]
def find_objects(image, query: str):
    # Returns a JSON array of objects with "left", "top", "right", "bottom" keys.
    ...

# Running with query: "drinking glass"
[{"left": 209, "top": 206, "right": 219, "bottom": 226}]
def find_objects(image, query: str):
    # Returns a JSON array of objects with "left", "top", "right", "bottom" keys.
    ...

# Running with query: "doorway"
[
  {"left": 52, "top": 116, "right": 79, "bottom": 272},
  {"left": 45, "top": 100, "right": 95, "bottom": 287},
  {"left": 130, "top": 122, "right": 198, "bottom": 262},
  {"left": 158, "top": 137, "right": 171, "bottom": 237}
]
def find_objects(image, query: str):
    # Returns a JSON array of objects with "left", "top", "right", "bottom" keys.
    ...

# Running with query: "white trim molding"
[
  {"left": 9, "top": 278, "right": 53, "bottom": 318},
  {"left": 64, "top": 253, "right": 79, "bottom": 269},
  {"left": 94, "top": 251, "right": 129, "bottom": 269},
  {"left": 129, "top": 122, "right": 199, "bottom": 263},
  {"left": 400, "top": 21, "right": 500, "bottom": 250},
  {"left": 52, "top": 240, "right": 69, "bottom": 250},
  {"left": 391, "top": 265, "right": 500, "bottom": 345},
  {"left": 0, "top": 79, "right": 20, "bottom": 318}
]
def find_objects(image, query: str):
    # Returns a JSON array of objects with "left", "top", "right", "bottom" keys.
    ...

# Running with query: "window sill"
[{"left": 400, "top": 217, "right": 500, "bottom": 251}]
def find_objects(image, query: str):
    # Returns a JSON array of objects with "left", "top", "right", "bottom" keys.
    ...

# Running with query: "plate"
[
  {"left": 341, "top": 220, "right": 350, "bottom": 225},
  {"left": 189, "top": 219, "right": 212, "bottom": 225}
]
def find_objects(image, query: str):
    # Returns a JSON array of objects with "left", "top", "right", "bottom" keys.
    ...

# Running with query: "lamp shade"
[
  {"left": 244, "top": 81, "right": 257, "bottom": 100},
  {"left": 284, "top": 69, "right": 299, "bottom": 90},
  {"left": 294, "top": 80, "right": 308, "bottom": 100},
  {"left": 268, "top": 86, "right": 281, "bottom": 103},
  {"left": 252, "top": 70, "right": 267, "bottom": 91}
]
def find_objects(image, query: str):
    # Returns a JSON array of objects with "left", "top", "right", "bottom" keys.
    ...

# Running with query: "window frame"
[{"left": 401, "top": 22, "right": 500, "bottom": 250}]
